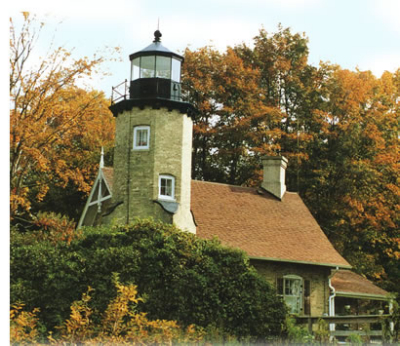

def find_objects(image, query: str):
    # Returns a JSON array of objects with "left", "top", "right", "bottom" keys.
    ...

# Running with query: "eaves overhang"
[
  {"left": 335, "top": 291, "right": 392, "bottom": 301},
  {"left": 249, "top": 255, "right": 352, "bottom": 269},
  {"left": 129, "top": 42, "right": 184, "bottom": 61},
  {"left": 109, "top": 98, "right": 196, "bottom": 118}
]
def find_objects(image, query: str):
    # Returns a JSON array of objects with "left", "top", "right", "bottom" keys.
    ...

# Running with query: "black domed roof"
[{"left": 129, "top": 31, "right": 184, "bottom": 61}]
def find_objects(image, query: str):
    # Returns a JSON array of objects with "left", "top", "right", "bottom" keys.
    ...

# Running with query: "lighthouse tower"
[{"left": 103, "top": 30, "right": 196, "bottom": 233}]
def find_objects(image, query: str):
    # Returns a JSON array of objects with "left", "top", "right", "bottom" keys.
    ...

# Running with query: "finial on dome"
[{"left": 153, "top": 29, "right": 162, "bottom": 43}]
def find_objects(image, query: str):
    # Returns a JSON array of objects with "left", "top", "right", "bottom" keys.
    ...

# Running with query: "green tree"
[{"left": 11, "top": 220, "right": 287, "bottom": 341}]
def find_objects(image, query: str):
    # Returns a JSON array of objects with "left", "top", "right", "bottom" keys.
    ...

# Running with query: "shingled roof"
[
  {"left": 191, "top": 180, "right": 351, "bottom": 268},
  {"left": 100, "top": 168, "right": 349, "bottom": 268},
  {"left": 101, "top": 167, "right": 114, "bottom": 191},
  {"left": 331, "top": 270, "right": 389, "bottom": 299}
]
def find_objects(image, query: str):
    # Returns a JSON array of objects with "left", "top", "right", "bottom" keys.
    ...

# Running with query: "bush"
[
  {"left": 11, "top": 277, "right": 205, "bottom": 345},
  {"left": 11, "top": 219, "right": 286, "bottom": 341}
]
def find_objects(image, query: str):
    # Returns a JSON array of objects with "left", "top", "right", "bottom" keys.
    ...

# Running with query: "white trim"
[
  {"left": 77, "top": 168, "right": 113, "bottom": 228},
  {"left": 158, "top": 175, "right": 175, "bottom": 201},
  {"left": 133, "top": 125, "right": 150, "bottom": 150},
  {"left": 88, "top": 195, "right": 112, "bottom": 206},
  {"left": 282, "top": 274, "right": 303, "bottom": 315},
  {"left": 334, "top": 291, "right": 390, "bottom": 301}
]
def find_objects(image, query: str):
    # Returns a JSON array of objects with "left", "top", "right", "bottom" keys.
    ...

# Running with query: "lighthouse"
[{"left": 80, "top": 30, "right": 196, "bottom": 233}]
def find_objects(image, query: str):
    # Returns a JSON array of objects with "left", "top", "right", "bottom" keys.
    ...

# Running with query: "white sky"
[{"left": 6, "top": 0, "right": 400, "bottom": 95}]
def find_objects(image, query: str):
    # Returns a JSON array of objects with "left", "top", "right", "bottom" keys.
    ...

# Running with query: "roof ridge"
[{"left": 192, "top": 179, "right": 253, "bottom": 189}]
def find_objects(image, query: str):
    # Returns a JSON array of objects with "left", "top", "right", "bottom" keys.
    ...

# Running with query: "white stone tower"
[{"left": 104, "top": 30, "right": 196, "bottom": 233}]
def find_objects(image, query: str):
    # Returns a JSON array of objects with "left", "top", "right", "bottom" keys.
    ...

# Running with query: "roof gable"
[{"left": 77, "top": 167, "right": 113, "bottom": 228}]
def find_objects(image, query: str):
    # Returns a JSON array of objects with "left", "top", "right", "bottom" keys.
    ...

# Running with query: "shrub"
[
  {"left": 11, "top": 219, "right": 286, "bottom": 341},
  {"left": 11, "top": 278, "right": 205, "bottom": 345},
  {"left": 10, "top": 303, "right": 40, "bottom": 344}
]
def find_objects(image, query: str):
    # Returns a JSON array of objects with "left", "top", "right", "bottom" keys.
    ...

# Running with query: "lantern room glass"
[
  {"left": 131, "top": 57, "right": 140, "bottom": 80},
  {"left": 140, "top": 56, "right": 155, "bottom": 78},
  {"left": 171, "top": 58, "right": 181, "bottom": 82},
  {"left": 130, "top": 55, "right": 182, "bottom": 82},
  {"left": 156, "top": 56, "right": 171, "bottom": 79}
]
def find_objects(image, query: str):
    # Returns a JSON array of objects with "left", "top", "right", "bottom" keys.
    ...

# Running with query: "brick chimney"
[{"left": 261, "top": 156, "right": 288, "bottom": 200}]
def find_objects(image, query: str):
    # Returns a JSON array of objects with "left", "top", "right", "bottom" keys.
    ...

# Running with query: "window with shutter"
[
  {"left": 277, "top": 275, "right": 304, "bottom": 315},
  {"left": 304, "top": 279, "right": 311, "bottom": 315},
  {"left": 277, "top": 277, "right": 284, "bottom": 295}
]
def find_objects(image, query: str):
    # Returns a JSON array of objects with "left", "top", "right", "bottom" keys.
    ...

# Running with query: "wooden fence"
[{"left": 297, "top": 314, "right": 392, "bottom": 341}]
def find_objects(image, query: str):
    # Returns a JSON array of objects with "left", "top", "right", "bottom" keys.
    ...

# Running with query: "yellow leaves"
[
  {"left": 60, "top": 287, "right": 94, "bottom": 343},
  {"left": 39, "top": 277, "right": 204, "bottom": 345},
  {"left": 32, "top": 212, "right": 79, "bottom": 245},
  {"left": 10, "top": 303, "right": 40, "bottom": 344},
  {"left": 35, "top": 182, "right": 49, "bottom": 202},
  {"left": 10, "top": 14, "right": 115, "bottom": 218},
  {"left": 10, "top": 187, "right": 31, "bottom": 218}
]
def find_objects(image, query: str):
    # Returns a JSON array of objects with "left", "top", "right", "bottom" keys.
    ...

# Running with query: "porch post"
[
  {"left": 328, "top": 277, "right": 336, "bottom": 332},
  {"left": 389, "top": 300, "right": 394, "bottom": 334}
]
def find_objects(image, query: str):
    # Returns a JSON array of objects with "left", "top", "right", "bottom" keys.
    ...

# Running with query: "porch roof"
[{"left": 331, "top": 270, "right": 389, "bottom": 300}]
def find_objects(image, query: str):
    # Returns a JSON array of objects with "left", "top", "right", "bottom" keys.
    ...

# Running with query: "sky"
[{"left": 6, "top": 0, "right": 400, "bottom": 96}]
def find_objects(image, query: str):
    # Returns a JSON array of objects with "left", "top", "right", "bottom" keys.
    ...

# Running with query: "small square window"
[
  {"left": 133, "top": 126, "right": 150, "bottom": 150},
  {"left": 159, "top": 175, "right": 175, "bottom": 200}
]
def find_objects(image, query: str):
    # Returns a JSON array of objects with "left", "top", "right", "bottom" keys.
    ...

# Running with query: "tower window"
[
  {"left": 133, "top": 126, "right": 150, "bottom": 150},
  {"left": 159, "top": 175, "right": 175, "bottom": 200}
]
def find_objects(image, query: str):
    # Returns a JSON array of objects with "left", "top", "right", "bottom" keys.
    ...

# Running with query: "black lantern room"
[
  {"left": 110, "top": 30, "right": 193, "bottom": 116},
  {"left": 129, "top": 30, "right": 183, "bottom": 101}
]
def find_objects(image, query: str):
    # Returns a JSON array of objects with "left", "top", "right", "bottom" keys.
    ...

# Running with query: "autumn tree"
[
  {"left": 183, "top": 26, "right": 315, "bottom": 187},
  {"left": 235, "top": 25, "right": 320, "bottom": 190},
  {"left": 302, "top": 67, "right": 399, "bottom": 292},
  {"left": 182, "top": 46, "right": 221, "bottom": 181},
  {"left": 183, "top": 46, "right": 283, "bottom": 185},
  {"left": 183, "top": 26, "right": 399, "bottom": 293},
  {"left": 10, "top": 13, "right": 115, "bottom": 223}
]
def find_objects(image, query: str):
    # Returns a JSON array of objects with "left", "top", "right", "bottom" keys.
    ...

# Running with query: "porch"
[{"left": 297, "top": 313, "right": 394, "bottom": 343}]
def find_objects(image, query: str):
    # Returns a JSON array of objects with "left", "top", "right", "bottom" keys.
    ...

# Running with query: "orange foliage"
[
  {"left": 10, "top": 303, "right": 40, "bottom": 344},
  {"left": 32, "top": 212, "right": 81, "bottom": 244},
  {"left": 10, "top": 14, "right": 115, "bottom": 219},
  {"left": 12, "top": 276, "right": 205, "bottom": 345}
]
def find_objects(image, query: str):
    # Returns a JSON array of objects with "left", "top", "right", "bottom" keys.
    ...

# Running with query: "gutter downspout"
[
  {"left": 126, "top": 116, "right": 132, "bottom": 224},
  {"left": 328, "top": 270, "right": 337, "bottom": 334}
]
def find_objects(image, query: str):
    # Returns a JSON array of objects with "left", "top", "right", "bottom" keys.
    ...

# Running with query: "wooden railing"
[
  {"left": 297, "top": 314, "right": 392, "bottom": 341},
  {"left": 111, "top": 79, "right": 128, "bottom": 104}
]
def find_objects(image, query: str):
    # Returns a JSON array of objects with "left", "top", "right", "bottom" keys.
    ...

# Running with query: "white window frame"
[
  {"left": 158, "top": 175, "right": 175, "bottom": 201},
  {"left": 133, "top": 126, "right": 150, "bottom": 150},
  {"left": 283, "top": 275, "right": 303, "bottom": 315}
]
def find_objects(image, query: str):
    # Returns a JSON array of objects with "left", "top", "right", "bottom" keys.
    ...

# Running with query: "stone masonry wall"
[
  {"left": 104, "top": 106, "right": 196, "bottom": 233},
  {"left": 251, "top": 259, "right": 332, "bottom": 316}
]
